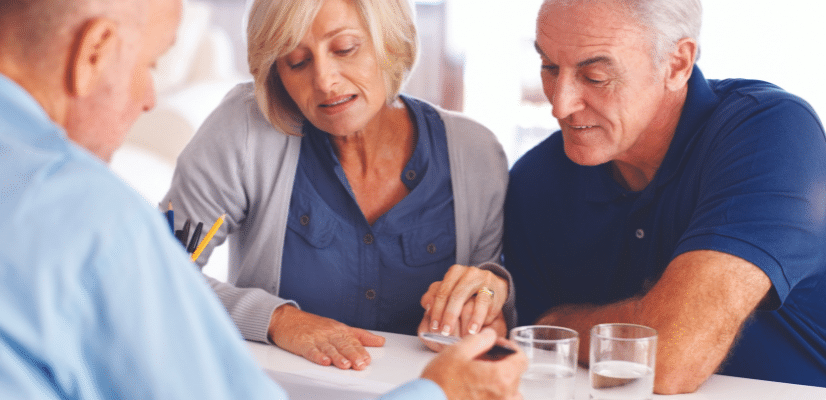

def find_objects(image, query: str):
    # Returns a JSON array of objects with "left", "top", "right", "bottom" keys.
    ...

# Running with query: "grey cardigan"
[{"left": 163, "top": 82, "right": 514, "bottom": 342}]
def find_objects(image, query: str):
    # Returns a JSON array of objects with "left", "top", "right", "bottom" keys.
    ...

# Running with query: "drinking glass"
[
  {"left": 589, "top": 323, "right": 657, "bottom": 400},
  {"left": 511, "top": 325, "right": 579, "bottom": 400}
]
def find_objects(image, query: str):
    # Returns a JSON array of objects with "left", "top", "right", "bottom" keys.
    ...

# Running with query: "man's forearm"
[
  {"left": 534, "top": 251, "right": 771, "bottom": 395},
  {"left": 535, "top": 299, "right": 640, "bottom": 368}
]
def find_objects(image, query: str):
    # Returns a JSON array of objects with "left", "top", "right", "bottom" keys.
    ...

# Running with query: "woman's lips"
[{"left": 319, "top": 95, "right": 357, "bottom": 113}]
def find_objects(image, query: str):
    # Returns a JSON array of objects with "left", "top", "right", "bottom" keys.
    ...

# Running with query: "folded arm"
[{"left": 537, "top": 250, "right": 772, "bottom": 394}]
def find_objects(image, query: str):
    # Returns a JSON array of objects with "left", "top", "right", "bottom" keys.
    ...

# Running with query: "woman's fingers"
[
  {"left": 269, "top": 306, "right": 385, "bottom": 370},
  {"left": 426, "top": 265, "right": 509, "bottom": 336},
  {"left": 468, "top": 290, "right": 494, "bottom": 334}
]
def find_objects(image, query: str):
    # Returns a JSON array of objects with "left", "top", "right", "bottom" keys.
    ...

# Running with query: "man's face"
[
  {"left": 65, "top": 0, "right": 182, "bottom": 162},
  {"left": 535, "top": 1, "right": 672, "bottom": 167}
]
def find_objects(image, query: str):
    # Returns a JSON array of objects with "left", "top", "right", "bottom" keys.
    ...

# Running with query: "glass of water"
[
  {"left": 510, "top": 325, "right": 579, "bottom": 400},
  {"left": 589, "top": 323, "right": 657, "bottom": 400}
]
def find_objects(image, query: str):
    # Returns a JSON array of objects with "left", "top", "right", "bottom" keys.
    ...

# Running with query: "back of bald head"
[{"left": 0, "top": 0, "right": 146, "bottom": 64}]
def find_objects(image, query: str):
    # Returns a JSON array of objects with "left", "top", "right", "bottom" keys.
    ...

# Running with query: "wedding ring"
[{"left": 478, "top": 286, "right": 495, "bottom": 298}]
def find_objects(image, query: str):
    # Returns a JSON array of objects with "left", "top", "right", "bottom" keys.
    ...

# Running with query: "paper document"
[{"left": 266, "top": 368, "right": 397, "bottom": 400}]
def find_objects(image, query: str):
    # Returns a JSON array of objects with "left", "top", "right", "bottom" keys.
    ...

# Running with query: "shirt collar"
[
  {"left": 303, "top": 94, "right": 431, "bottom": 192},
  {"left": 0, "top": 73, "right": 69, "bottom": 150},
  {"left": 398, "top": 94, "right": 430, "bottom": 191},
  {"left": 650, "top": 66, "right": 719, "bottom": 189},
  {"left": 0, "top": 73, "right": 62, "bottom": 129}
]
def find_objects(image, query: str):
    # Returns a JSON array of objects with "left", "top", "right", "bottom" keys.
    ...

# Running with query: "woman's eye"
[
  {"left": 288, "top": 59, "right": 309, "bottom": 70},
  {"left": 335, "top": 46, "right": 357, "bottom": 56}
]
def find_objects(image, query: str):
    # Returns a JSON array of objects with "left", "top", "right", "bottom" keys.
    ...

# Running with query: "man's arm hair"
[{"left": 537, "top": 249, "right": 771, "bottom": 395}]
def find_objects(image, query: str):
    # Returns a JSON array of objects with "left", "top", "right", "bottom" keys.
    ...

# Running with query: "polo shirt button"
[
  {"left": 427, "top": 243, "right": 437, "bottom": 254},
  {"left": 300, "top": 215, "right": 310, "bottom": 226},
  {"left": 636, "top": 229, "right": 645, "bottom": 239},
  {"left": 363, "top": 233, "right": 374, "bottom": 245},
  {"left": 365, "top": 289, "right": 376, "bottom": 300},
  {"left": 406, "top": 170, "right": 417, "bottom": 181}
]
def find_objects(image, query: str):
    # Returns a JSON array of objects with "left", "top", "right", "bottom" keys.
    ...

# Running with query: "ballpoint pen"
[
  {"left": 187, "top": 222, "right": 203, "bottom": 254},
  {"left": 178, "top": 219, "right": 191, "bottom": 247}
]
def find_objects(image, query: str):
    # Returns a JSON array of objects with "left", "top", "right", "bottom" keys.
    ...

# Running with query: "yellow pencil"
[{"left": 190, "top": 214, "right": 225, "bottom": 262}]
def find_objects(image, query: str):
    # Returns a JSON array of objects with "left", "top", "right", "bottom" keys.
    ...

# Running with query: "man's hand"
[
  {"left": 268, "top": 305, "right": 385, "bottom": 370},
  {"left": 421, "top": 328, "right": 527, "bottom": 400},
  {"left": 421, "top": 264, "right": 509, "bottom": 337}
]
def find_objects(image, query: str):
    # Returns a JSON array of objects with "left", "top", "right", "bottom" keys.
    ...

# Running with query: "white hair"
[
  {"left": 541, "top": 0, "right": 702, "bottom": 63},
  {"left": 630, "top": 0, "right": 702, "bottom": 62}
]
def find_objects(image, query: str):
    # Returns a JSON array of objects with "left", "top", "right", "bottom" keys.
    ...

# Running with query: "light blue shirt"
[{"left": 0, "top": 74, "right": 445, "bottom": 400}]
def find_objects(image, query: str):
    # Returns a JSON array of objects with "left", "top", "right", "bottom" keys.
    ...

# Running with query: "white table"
[{"left": 247, "top": 332, "right": 826, "bottom": 399}]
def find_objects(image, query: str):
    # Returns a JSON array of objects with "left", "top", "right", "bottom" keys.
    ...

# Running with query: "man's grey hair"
[{"left": 542, "top": 0, "right": 702, "bottom": 63}]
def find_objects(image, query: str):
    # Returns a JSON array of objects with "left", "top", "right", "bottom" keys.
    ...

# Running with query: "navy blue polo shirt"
[
  {"left": 505, "top": 66, "right": 826, "bottom": 386},
  {"left": 280, "top": 95, "right": 455, "bottom": 335}
]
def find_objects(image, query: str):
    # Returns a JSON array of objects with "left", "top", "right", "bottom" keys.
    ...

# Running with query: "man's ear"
[
  {"left": 67, "top": 18, "right": 118, "bottom": 97},
  {"left": 664, "top": 38, "right": 697, "bottom": 92}
]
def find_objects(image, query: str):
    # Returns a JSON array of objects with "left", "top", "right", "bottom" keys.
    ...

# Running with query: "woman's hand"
[
  {"left": 420, "top": 264, "right": 509, "bottom": 339},
  {"left": 268, "top": 305, "right": 385, "bottom": 370},
  {"left": 418, "top": 304, "right": 508, "bottom": 352}
]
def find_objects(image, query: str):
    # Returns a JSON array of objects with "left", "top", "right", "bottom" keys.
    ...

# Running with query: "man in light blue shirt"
[{"left": 0, "top": 1, "right": 526, "bottom": 399}]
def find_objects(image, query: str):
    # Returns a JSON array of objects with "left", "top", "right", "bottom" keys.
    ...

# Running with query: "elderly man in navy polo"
[{"left": 505, "top": 0, "right": 826, "bottom": 393}]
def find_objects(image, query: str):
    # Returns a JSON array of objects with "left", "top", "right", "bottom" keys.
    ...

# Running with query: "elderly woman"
[{"left": 162, "top": 0, "right": 513, "bottom": 370}]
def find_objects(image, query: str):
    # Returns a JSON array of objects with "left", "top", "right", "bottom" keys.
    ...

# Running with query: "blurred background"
[{"left": 110, "top": 0, "right": 826, "bottom": 280}]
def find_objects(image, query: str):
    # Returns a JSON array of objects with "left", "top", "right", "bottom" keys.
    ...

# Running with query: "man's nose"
[{"left": 549, "top": 75, "right": 584, "bottom": 120}]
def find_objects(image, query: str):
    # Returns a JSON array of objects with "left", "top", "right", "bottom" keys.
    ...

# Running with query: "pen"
[
  {"left": 191, "top": 214, "right": 225, "bottom": 262},
  {"left": 187, "top": 222, "right": 203, "bottom": 254},
  {"left": 177, "top": 219, "right": 191, "bottom": 247},
  {"left": 166, "top": 201, "right": 174, "bottom": 233}
]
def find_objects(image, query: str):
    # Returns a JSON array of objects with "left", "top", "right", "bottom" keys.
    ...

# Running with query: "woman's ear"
[
  {"left": 67, "top": 18, "right": 118, "bottom": 97},
  {"left": 664, "top": 37, "right": 698, "bottom": 92}
]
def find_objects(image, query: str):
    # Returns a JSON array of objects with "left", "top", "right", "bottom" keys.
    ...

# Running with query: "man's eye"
[
  {"left": 541, "top": 65, "right": 558, "bottom": 75},
  {"left": 584, "top": 76, "right": 608, "bottom": 85}
]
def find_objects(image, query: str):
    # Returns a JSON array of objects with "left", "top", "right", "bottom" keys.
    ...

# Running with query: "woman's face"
[{"left": 276, "top": 0, "right": 388, "bottom": 137}]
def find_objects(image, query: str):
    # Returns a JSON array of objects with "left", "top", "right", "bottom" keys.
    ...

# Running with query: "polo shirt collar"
[{"left": 651, "top": 66, "right": 719, "bottom": 188}]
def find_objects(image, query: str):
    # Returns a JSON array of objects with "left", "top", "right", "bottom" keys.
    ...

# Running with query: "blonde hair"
[{"left": 246, "top": 0, "right": 418, "bottom": 135}]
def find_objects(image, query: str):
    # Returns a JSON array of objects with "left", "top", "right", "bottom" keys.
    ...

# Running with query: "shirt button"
[
  {"left": 635, "top": 229, "right": 645, "bottom": 239},
  {"left": 363, "top": 233, "right": 374, "bottom": 245},
  {"left": 300, "top": 215, "right": 310, "bottom": 226},
  {"left": 427, "top": 243, "right": 437, "bottom": 254},
  {"left": 365, "top": 289, "right": 376, "bottom": 300},
  {"left": 405, "top": 170, "right": 417, "bottom": 181}
]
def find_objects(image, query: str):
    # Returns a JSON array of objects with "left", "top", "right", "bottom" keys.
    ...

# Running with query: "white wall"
[
  {"left": 699, "top": 1, "right": 826, "bottom": 119},
  {"left": 449, "top": 0, "right": 826, "bottom": 165}
]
